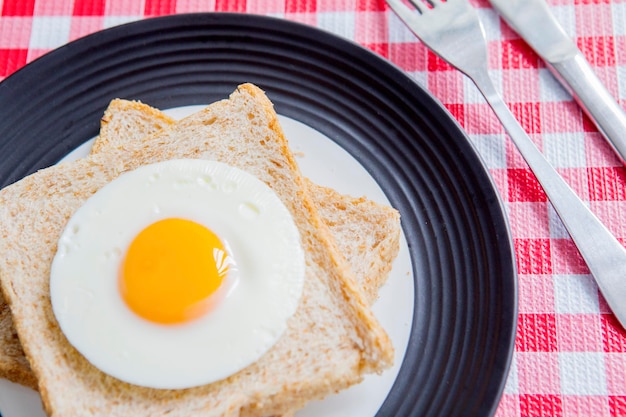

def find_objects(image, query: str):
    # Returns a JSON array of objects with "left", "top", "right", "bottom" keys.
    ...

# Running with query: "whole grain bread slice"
[
  {"left": 0, "top": 98, "right": 401, "bottom": 393},
  {"left": 0, "top": 84, "right": 394, "bottom": 417}
]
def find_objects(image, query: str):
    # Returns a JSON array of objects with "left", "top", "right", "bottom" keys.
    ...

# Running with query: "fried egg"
[{"left": 49, "top": 159, "right": 305, "bottom": 389}]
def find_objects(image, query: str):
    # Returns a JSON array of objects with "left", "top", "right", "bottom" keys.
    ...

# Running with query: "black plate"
[{"left": 0, "top": 13, "right": 517, "bottom": 417}]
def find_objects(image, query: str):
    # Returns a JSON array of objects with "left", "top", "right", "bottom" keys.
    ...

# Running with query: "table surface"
[{"left": 1, "top": 0, "right": 625, "bottom": 416}]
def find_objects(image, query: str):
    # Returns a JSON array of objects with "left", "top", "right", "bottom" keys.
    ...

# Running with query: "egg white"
[{"left": 50, "top": 159, "right": 305, "bottom": 389}]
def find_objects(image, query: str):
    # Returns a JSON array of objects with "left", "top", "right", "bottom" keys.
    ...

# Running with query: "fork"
[{"left": 387, "top": 0, "right": 626, "bottom": 329}]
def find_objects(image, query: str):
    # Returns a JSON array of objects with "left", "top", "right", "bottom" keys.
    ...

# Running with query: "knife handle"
[{"left": 550, "top": 52, "right": 626, "bottom": 165}]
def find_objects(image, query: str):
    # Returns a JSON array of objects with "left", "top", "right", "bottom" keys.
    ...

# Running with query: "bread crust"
[{"left": 0, "top": 84, "right": 395, "bottom": 416}]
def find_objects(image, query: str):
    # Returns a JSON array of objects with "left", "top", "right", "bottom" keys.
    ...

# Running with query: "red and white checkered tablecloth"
[{"left": 1, "top": 0, "right": 625, "bottom": 416}]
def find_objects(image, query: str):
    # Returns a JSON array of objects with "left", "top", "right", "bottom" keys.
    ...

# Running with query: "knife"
[{"left": 488, "top": 0, "right": 626, "bottom": 165}]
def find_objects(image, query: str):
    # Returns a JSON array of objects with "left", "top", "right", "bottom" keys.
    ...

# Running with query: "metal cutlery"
[
  {"left": 489, "top": 0, "right": 626, "bottom": 166},
  {"left": 386, "top": 0, "right": 626, "bottom": 328}
]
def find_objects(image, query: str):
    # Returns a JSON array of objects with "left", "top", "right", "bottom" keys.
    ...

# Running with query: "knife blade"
[{"left": 488, "top": 0, "right": 626, "bottom": 165}]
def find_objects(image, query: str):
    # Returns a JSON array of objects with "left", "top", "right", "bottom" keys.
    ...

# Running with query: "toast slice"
[
  {"left": 0, "top": 98, "right": 400, "bottom": 393},
  {"left": 0, "top": 84, "right": 394, "bottom": 416}
]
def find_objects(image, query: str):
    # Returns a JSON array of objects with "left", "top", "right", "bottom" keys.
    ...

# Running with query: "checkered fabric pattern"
[{"left": 1, "top": 0, "right": 625, "bottom": 416}]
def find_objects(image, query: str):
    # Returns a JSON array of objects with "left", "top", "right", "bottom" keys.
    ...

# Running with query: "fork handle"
[{"left": 470, "top": 70, "right": 626, "bottom": 328}]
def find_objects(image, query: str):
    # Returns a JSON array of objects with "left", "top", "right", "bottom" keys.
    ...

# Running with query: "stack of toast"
[{"left": 0, "top": 83, "right": 401, "bottom": 416}]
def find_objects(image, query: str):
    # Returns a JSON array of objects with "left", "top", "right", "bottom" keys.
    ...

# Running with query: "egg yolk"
[{"left": 119, "top": 218, "right": 229, "bottom": 325}]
